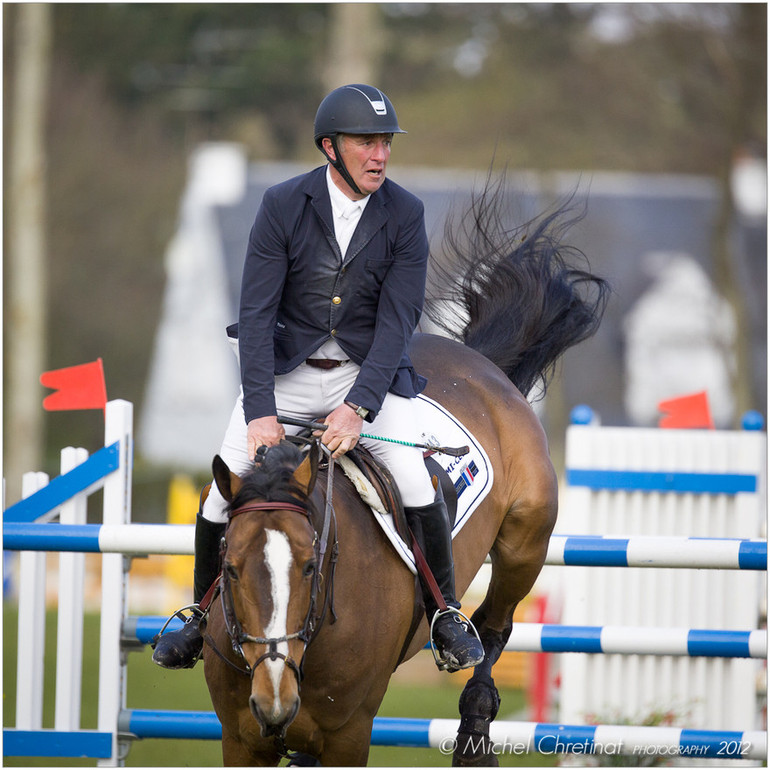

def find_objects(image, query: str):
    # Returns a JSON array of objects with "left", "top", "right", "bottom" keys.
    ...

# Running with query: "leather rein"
[{"left": 205, "top": 450, "right": 338, "bottom": 681}]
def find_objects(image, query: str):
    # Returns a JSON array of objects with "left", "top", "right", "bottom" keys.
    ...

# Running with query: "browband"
[{"left": 229, "top": 501, "right": 309, "bottom": 520}]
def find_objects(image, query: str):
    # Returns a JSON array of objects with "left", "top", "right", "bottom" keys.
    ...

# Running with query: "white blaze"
[{"left": 263, "top": 529, "right": 293, "bottom": 715}]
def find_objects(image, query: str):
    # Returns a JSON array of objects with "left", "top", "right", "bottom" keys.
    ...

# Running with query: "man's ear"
[{"left": 321, "top": 136, "right": 337, "bottom": 162}]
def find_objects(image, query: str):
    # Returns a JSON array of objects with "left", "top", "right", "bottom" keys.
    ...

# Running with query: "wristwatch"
[{"left": 344, "top": 400, "right": 370, "bottom": 419}]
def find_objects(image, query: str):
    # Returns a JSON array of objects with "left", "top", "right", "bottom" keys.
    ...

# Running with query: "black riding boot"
[
  {"left": 152, "top": 508, "right": 226, "bottom": 669},
  {"left": 405, "top": 498, "right": 485, "bottom": 672}
]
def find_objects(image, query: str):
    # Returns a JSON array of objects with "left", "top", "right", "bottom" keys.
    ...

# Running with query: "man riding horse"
[{"left": 153, "top": 83, "right": 484, "bottom": 673}]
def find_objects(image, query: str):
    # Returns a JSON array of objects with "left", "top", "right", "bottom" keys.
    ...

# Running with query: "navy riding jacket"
[{"left": 237, "top": 165, "right": 429, "bottom": 424}]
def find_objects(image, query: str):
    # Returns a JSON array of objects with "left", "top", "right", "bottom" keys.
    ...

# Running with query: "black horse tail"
[{"left": 425, "top": 171, "right": 610, "bottom": 400}]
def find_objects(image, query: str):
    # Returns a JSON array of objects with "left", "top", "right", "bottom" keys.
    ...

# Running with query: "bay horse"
[{"left": 202, "top": 176, "right": 609, "bottom": 766}]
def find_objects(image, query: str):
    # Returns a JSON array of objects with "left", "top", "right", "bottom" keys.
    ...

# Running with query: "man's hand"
[
  {"left": 246, "top": 416, "right": 285, "bottom": 462},
  {"left": 317, "top": 403, "right": 362, "bottom": 458}
]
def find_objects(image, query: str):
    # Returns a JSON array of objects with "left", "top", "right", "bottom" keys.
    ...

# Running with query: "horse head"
[{"left": 212, "top": 443, "right": 320, "bottom": 740}]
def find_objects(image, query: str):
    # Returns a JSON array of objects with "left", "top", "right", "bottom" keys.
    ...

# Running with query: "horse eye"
[
  {"left": 303, "top": 560, "right": 316, "bottom": 578},
  {"left": 225, "top": 563, "right": 238, "bottom": 581}
]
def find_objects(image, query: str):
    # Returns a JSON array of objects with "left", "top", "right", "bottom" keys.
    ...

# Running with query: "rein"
[{"left": 208, "top": 446, "right": 339, "bottom": 681}]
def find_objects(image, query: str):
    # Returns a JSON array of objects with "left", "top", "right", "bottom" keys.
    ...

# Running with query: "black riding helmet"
[{"left": 314, "top": 84, "right": 406, "bottom": 196}]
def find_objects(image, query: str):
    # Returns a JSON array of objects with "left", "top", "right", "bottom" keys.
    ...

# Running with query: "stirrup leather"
[{"left": 428, "top": 606, "right": 483, "bottom": 671}]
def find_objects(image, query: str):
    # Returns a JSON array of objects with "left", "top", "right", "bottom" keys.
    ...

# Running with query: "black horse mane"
[
  {"left": 425, "top": 168, "right": 610, "bottom": 400},
  {"left": 229, "top": 442, "right": 311, "bottom": 515}
]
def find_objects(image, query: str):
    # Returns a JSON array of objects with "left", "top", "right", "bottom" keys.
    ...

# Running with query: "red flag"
[
  {"left": 40, "top": 359, "right": 107, "bottom": 412},
  {"left": 658, "top": 390, "right": 714, "bottom": 429}
]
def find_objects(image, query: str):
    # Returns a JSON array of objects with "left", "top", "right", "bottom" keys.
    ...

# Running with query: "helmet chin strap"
[{"left": 322, "top": 135, "right": 363, "bottom": 197}]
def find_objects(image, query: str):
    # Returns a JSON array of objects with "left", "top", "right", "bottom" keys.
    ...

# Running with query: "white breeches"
[{"left": 202, "top": 360, "right": 435, "bottom": 523}]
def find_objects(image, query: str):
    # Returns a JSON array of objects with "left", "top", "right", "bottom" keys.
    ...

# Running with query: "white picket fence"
[{"left": 555, "top": 411, "right": 766, "bottom": 736}]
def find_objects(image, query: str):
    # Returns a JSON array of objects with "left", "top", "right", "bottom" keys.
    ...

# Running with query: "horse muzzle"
[
  {"left": 250, "top": 690, "right": 300, "bottom": 739},
  {"left": 248, "top": 646, "right": 303, "bottom": 739}
]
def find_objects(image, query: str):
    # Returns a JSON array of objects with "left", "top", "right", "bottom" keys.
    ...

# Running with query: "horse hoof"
[
  {"left": 452, "top": 678, "right": 502, "bottom": 766},
  {"left": 451, "top": 735, "right": 500, "bottom": 767}
]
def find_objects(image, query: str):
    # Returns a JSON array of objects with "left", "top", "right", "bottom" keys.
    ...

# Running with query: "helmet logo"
[
  {"left": 348, "top": 86, "right": 388, "bottom": 116},
  {"left": 370, "top": 100, "right": 387, "bottom": 115}
]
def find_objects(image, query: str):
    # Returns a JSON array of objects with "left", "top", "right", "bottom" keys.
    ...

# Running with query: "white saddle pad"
[{"left": 338, "top": 394, "right": 494, "bottom": 574}]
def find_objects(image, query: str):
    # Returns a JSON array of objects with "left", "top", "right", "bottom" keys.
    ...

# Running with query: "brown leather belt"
[{"left": 305, "top": 358, "right": 350, "bottom": 370}]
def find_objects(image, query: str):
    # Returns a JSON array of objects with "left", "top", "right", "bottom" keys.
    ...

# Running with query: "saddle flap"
[
  {"left": 340, "top": 445, "right": 410, "bottom": 542},
  {"left": 340, "top": 445, "right": 458, "bottom": 539}
]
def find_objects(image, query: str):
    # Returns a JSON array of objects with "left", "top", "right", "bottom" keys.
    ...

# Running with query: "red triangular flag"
[
  {"left": 658, "top": 390, "right": 714, "bottom": 429},
  {"left": 40, "top": 359, "right": 107, "bottom": 412}
]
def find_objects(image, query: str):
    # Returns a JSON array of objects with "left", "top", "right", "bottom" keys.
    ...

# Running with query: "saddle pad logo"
[{"left": 454, "top": 460, "right": 479, "bottom": 497}]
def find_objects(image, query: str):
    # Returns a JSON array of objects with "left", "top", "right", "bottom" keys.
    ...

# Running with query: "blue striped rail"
[
  {"left": 546, "top": 534, "right": 766, "bottom": 570},
  {"left": 503, "top": 623, "right": 767, "bottom": 658},
  {"left": 3, "top": 522, "right": 194, "bottom": 555},
  {"left": 114, "top": 710, "right": 767, "bottom": 760},
  {"left": 565, "top": 467, "right": 758, "bottom": 494},
  {"left": 129, "top": 616, "right": 766, "bottom": 659},
  {"left": 2, "top": 729, "right": 113, "bottom": 759},
  {"left": 4, "top": 526, "right": 766, "bottom": 570},
  {"left": 6, "top": 713, "right": 766, "bottom": 761}
]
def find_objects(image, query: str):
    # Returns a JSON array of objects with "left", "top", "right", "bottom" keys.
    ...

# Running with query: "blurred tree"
[
  {"left": 54, "top": 4, "right": 328, "bottom": 155},
  {"left": 5, "top": 4, "right": 51, "bottom": 502},
  {"left": 704, "top": 3, "right": 767, "bottom": 414},
  {"left": 380, "top": 4, "right": 765, "bottom": 174},
  {"left": 45, "top": 3, "right": 766, "bottom": 173},
  {"left": 323, "top": 4, "right": 384, "bottom": 91}
]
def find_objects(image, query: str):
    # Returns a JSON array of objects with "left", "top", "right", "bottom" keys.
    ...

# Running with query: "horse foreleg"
[
  {"left": 317, "top": 718, "right": 374, "bottom": 767},
  {"left": 454, "top": 495, "right": 556, "bottom": 767},
  {"left": 220, "top": 729, "right": 283, "bottom": 766}
]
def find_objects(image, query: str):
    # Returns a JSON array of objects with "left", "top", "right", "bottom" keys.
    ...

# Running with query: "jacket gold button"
[
  {"left": 332, "top": 296, "right": 342, "bottom": 305},
  {"left": 330, "top": 328, "right": 337, "bottom": 336}
]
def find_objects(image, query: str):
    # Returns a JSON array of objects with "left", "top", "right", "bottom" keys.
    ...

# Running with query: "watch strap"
[{"left": 344, "top": 400, "right": 369, "bottom": 419}]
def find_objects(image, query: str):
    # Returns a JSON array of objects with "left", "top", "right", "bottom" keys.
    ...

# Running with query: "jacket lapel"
[
  {"left": 304, "top": 166, "right": 391, "bottom": 266},
  {"left": 343, "top": 185, "right": 390, "bottom": 267},
  {"left": 305, "top": 167, "right": 342, "bottom": 262}
]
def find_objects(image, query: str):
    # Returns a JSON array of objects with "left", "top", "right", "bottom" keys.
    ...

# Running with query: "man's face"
[{"left": 324, "top": 133, "right": 393, "bottom": 199}]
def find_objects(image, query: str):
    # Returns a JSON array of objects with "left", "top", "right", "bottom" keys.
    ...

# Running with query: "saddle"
[{"left": 339, "top": 444, "right": 458, "bottom": 533}]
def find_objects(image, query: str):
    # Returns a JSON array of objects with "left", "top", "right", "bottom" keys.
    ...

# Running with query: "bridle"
[
  {"left": 207, "top": 447, "right": 339, "bottom": 682},
  {"left": 219, "top": 501, "right": 317, "bottom": 681}
]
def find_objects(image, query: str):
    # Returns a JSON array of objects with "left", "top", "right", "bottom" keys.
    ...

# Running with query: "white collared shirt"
[
  {"left": 313, "top": 167, "right": 371, "bottom": 361},
  {"left": 326, "top": 165, "right": 370, "bottom": 258}
]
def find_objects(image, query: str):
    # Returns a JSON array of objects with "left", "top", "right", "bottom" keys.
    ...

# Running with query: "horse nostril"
[
  {"left": 250, "top": 695, "right": 275, "bottom": 738},
  {"left": 249, "top": 695, "right": 265, "bottom": 729},
  {"left": 249, "top": 693, "right": 300, "bottom": 739}
]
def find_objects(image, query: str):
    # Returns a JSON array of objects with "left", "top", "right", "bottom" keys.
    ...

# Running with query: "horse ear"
[
  {"left": 212, "top": 454, "right": 241, "bottom": 503},
  {"left": 292, "top": 448, "right": 318, "bottom": 495}
]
